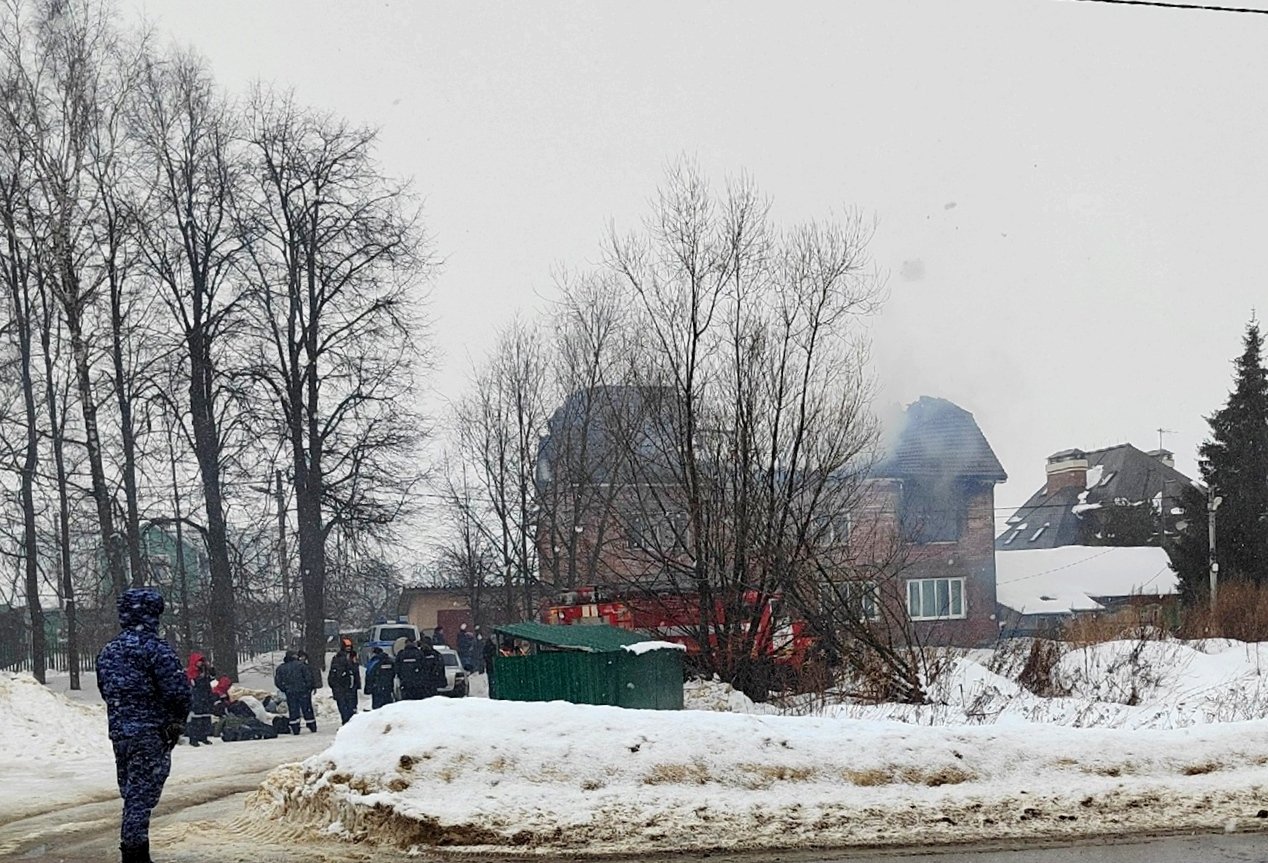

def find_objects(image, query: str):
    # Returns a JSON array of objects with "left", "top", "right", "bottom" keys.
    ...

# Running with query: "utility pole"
[{"left": 1208, "top": 486, "right": 1223, "bottom": 611}]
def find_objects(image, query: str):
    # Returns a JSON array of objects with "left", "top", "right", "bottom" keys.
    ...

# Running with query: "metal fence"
[
  {"left": 0, "top": 642, "right": 99, "bottom": 675},
  {"left": 1, "top": 630, "right": 290, "bottom": 678}
]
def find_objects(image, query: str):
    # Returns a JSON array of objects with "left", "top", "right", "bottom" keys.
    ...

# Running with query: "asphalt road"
[
  {"left": 8, "top": 792, "right": 1266, "bottom": 863},
  {"left": 797, "top": 833, "right": 1268, "bottom": 862},
  {"left": 4, "top": 762, "right": 1263, "bottom": 863}
]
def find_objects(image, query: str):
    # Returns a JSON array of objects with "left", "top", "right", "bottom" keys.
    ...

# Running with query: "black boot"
[
  {"left": 120, "top": 840, "right": 150, "bottom": 863},
  {"left": 290, "top": 723, "right": 300, "bottom": 735},
  {"left": 306, "top": 721, "right": 317, "bottom": 733}
]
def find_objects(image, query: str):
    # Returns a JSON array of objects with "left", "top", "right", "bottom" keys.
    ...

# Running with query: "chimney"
[
  {"left": 1045, "top": 448, "right": 1088, "bottom": 494},
  {"left": 1147, "top": 448, "right": 1175, "bottom": 469}
]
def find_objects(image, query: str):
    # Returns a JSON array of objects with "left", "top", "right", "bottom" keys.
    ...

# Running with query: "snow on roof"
[
  {"left": 622, "top": 640, "right": 687, "bottom": 655},
  {"left": 995, "top": 545, "right": 1177, "bottom": 616},
  {"left": 1085, "top": 464, "right": 1105, "bottom": 489}
]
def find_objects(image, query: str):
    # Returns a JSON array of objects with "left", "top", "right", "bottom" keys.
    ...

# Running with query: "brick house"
[
  {"left": 994, "top": 444, "right": 1191, "bottom": 632},
  {"left": 866, "top": 396, "right": 1008, "bottom": 646},
  {"left": 535, "top": 389, "right": 1007, "bottom": 647}
]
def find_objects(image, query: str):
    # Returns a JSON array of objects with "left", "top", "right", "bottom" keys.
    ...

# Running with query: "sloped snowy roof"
[
  {"left": 995, "top": 545, "right": 1177, "bottom": 616},
  {"left": 996, "top": 443, "right": 1193, "bottom": 550}
]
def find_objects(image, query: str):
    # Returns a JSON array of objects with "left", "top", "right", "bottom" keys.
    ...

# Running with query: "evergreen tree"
[
  {"left": 1195, "top": 321, "right": 1268, "bottom": 588},
  {"left": 1166, "top": 483, "right": 1209, "bottom": 605}
]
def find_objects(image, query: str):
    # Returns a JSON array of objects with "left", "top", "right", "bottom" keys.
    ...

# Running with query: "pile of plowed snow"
[
  {"left": 821, "top": 640, "right": 1268, "bottom": 729},
  {"left": 0, "top": 671, "right": 108, "bottom": 760},
  {"left": 678, "top": 640, "right": 1268, "bottom": 729},
  {"left": 249, "top": 697, "right": 1268, "bottom": 854}
]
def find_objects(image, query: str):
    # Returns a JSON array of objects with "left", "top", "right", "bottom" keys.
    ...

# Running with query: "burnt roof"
[
  {"left": 997, "top": 443, "right": 1194, "bottom": 550},
  {"left": 872, "top": 397, "right": 1007, "bottom": 482}
]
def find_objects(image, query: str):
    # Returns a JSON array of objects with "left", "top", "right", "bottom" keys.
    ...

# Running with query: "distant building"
[
  {"left": 397, "top": 587, "right": 472, "bottom": 647},
  {"left": 995, "top": 444, "right": 1193, "bottom": 630},
  {"left": 997, "top": 445, "right": 1193, "bottom": 551},
  {"left": 855, "top": 397, "right": 1007, "bottom": 645},
  {"left": 535, "top": 389, "right": 1008, "bottom": 646}
]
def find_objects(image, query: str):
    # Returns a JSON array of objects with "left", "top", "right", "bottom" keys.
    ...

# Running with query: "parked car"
[
  {"left": 434, "top": 645, "right": 468, "bottom": 697},
  {"left": 361, "top": 619, "right": 421, "bottom": 664}
]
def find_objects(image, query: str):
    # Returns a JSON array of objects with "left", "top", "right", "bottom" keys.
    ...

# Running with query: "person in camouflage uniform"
[{"left": 97, "top": 588, "right": 191, "bottom": 863}]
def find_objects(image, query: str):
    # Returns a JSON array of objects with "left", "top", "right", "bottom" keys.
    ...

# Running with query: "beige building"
[{"left": 397, "top": 587, "right": 472, "bottom": 649}]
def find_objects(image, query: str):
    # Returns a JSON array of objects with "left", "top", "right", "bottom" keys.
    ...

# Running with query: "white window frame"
[{"left": 906, "top": 577, "right": 967, "bottom": 621}]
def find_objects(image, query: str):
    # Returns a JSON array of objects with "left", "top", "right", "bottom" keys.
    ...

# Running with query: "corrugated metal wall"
[{"left": 491, "top": 649, "right": 683, "bottom": 710}]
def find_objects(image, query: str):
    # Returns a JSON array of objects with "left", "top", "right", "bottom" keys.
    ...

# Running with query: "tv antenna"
[{"left": 1157, "top": 427, "right": 1176, "bottom": 451}]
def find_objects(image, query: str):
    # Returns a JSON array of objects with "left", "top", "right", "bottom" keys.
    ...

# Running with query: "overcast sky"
[{"left": 128, "top": 0, "right": 1268, "bottom": 525}]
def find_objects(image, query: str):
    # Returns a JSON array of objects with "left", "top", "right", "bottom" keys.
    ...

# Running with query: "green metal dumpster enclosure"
[{"left": 491, "top": 622, "right": 684, "bottom": 710}]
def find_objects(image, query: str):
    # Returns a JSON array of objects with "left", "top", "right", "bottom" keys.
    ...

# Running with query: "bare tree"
[
  {"left": 240, "top": 91, "right": 429, "bottom": 667},
  {"left": 600, "top": 162, "right": 883, "bottom": 698},
  {"left": 1, "top": 0, "right": 131, "bottom": 596},
  {"left": 455, "top": 318, "right": 552, "bottom": 622},
  {"left": 132, "top": 50, "right": 243, "bottom": 678},
  {"left": 534, "top": 271, "right": 642, "bottom": 592},
  {"left": 437, "top": 457, "right": 506, "bottom": 626},
  {"left": 0, "top": 60, "right": 45, "bottom": 681}
]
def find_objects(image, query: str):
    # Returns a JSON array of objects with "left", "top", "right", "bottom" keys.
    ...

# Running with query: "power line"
[
  {"left": 996, "top": 547, "right": 1117, "bottom": 584},
  {"left": 1066, "top": 0, "right": 1268, "bottom": 13}
]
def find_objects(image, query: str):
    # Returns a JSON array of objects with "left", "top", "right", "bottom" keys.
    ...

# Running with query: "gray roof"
[
  {"left": 536, "top": 385, "right": 677, "bottom": 485},
  {"left": 872, "top": 397, "right": 1007, "bottom": 482},
  {"left": 540, "top": 390, "right": 1008, "bottom": 489},
  {"left": 997, "top": 443, "right": 1194, "bottom": 550},
  {"left": 493, "top": 621, "right": 649, "bottom": 652}
]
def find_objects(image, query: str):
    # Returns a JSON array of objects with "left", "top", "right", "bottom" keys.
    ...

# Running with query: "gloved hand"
[{"left": 159, "top": 721, "right": 186, "bottom": 749}]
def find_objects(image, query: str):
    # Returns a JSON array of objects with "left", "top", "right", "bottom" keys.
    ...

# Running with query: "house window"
[
  {"left": 811, "top": 513, "right": 851, "bottom": 548},
  {"left": 901, "top": 480, "right": 964, "bottom": 544},
  {"left": 906, "top": 577, "right": 966, "bottom": 620},
  {"left": 628, "top": 512, "right": 687, "bottom": 552},
  {"left": 1029, "top": 523, "right": 1049, "bottom": 543},
  {"left": 842, "top": 580, "right": 879, "bottom": 621}
]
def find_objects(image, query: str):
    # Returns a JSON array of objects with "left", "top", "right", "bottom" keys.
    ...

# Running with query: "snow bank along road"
[
  {"left": 7, "top": 639, "right": 1268, "bottom": 859},
  {"left": 251, "top": 698, "right": 1268, "bottom": 856}
]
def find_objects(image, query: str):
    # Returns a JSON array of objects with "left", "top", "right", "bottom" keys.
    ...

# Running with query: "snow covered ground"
[
  {"left": 6, "top": 638, "right": 1268, "bottom": 856},
  {"left": 248, "top": 637, "right": 1268, "bottom": 854},
  {"left": 253, "top": 697, "right": 1268, "bottom": 854},
  {"left": 1, "top": 651, "right": 350, "bottom": 824}
]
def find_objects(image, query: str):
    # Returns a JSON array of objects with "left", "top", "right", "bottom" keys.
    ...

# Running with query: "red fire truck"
[{"left": 542, "top": 585, "right": 815, "bottom": 671}]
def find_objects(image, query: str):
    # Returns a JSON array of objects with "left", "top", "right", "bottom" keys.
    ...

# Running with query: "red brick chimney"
[{"left": 1045, "top": 449, "right": 1088, "bottom": 494}]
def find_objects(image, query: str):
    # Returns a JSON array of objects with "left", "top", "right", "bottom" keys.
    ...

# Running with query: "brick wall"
[{"left": 537, "top": 477, "right": 1002, "bottom": 647}]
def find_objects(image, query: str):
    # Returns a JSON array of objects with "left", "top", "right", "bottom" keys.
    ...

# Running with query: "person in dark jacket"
[
  {"left": 327, "top": 641, "right": 361, "bottom": 724},
  {"left": 457, "top": 623, "right": 476, "bottom": 672},
  {"left": 97, "top": 588, "right": 191, "bottom": 863},
  {"left": 364, "top": 647, "right": 396, "bottom": 709},
  {"left": 481, "top": 635, "right": 497, "bottom": 675},
  {"left": 274, "top": 651, "right": 318, "bottom": 734},
  {"left": 186, "top": 653, "right": 215, "bottom": 746},
  {"left": 421, "top": 640, "right": 447, "bottom": 697},
  {"left": 395, "top": 638, "right": 431, "bottom": 700},
  {"left": 431, "top": 623, "right": 447, "bottom": 648}
]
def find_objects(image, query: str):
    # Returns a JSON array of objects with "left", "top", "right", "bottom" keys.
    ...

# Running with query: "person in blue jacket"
[{"left": 96, "top": 588, "right": 191, "bottom": 863}]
